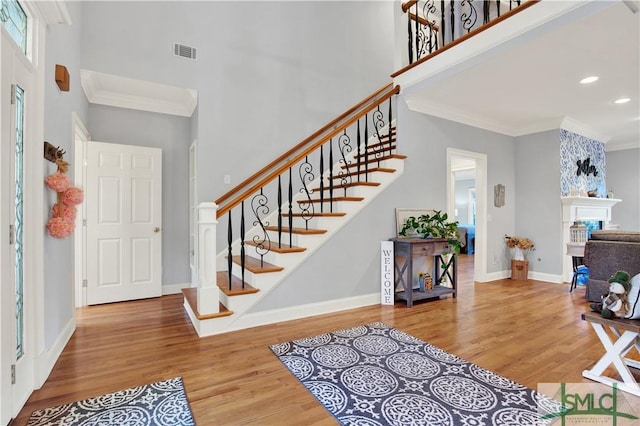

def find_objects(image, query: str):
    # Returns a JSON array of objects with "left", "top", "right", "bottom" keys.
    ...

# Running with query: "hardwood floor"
[{"left": 13, "top": 255, "right": 637, "bottom": 425}]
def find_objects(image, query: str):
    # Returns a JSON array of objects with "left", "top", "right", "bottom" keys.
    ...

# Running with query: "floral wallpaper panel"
[{"left": 560, "top": 129, "right": 606, "bottom": 197}]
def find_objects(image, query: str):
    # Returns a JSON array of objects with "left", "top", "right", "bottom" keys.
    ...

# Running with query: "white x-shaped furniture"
[{"left": 582, "top": 311, "right": 640, "bottom": 396}]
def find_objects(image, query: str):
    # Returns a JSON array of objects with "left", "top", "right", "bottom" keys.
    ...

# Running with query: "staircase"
[{"left": 183, "top": 83, "right": 405, "bottom": 336}]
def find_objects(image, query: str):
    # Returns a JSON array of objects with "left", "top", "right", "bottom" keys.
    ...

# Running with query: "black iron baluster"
[
  {"left": 288, "top": 168, "right": 293, "bottom": 247},
  {"left": 497, "top": 0, "right": 501, "bottom": 17},
  {"left": 483, "top": 0, "right": 490, "bottom": 24},
  {"left": 356, "top": 119, "right": 362, "bottom": 182},
  {"left": 329, "top": 138, "right": 334, "bottom": 213},
  {"left": 338, "top": 129, "right": 352, "bottom": 198},
  {"left": 298, "top": 155, "right": 314, "bottom": 230},
  {"left": 251, "top": 188, "right": 270, "bottom": 268},
  {"left": 364, "top": 115, "right": 369, "bottom": 182},
  {"left": 227, "top": 211, "right": 233, "bottom": 291},
  {"left": 372, "top": 106, "right": 385, "bottom": 166},
  {"left": 387, "top": 97, "right": 393, "bottom": 156},
  {"left": 408, "top": 6, "right": 413, "bottom": 64},
  {"left": 422, "top": 0, "right": 438, "bottom": 55},
  {"left": 461, "top": 0, "right": 478, "bottom": 33},
  {"left": 414, "top": 1, "right": 420, "bottom": 61},
  {"left": 450, "top": 0, "right": 455, "bottom": 44},
  {"left": 319, "top": 145, "right": 325, "bottom": 212},
  {"left": 277, "top": 175, "right": 282, "bottom": 249},
  {"left": 441, "top": 0, "right": 446, "bottom": 46},
  {"left": 240, "top": 201, "right": 246, "bottom": 285}
]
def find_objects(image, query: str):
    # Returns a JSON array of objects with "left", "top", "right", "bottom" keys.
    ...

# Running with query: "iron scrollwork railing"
[
  {"left": 405, "top": 0, "right": 523, "bottom": 65},
  {"left": 298, "top": 156, "right": 315, "bottom": 229},
  {"left": 216, "top": 84, "right": 399, "bottom": 290}
]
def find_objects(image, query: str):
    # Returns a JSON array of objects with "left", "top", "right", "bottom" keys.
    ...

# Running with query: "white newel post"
[{"left": 197, "top": 202, "right": 219, "bottom": 314}]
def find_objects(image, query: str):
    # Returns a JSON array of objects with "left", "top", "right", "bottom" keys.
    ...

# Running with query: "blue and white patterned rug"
[
  {"left": 270, "top": 322, "right": 564, "bottom": 425},
  {"left": 27, "top": 377, "right": 195, "bottom": 426}
]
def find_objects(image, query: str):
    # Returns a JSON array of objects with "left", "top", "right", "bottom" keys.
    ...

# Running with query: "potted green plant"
[{"left": 398, "top": 210, "right": 461, "bottom": 253}]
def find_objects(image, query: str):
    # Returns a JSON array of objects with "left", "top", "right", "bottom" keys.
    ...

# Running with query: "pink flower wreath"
[
  {"left": 51, "top": 204, "right": 76, "bottom": 221},
  {"left": 45, "top": 159, "right": 84, "bottom": 238},
  {"left": 46, "top": 217, "right": 74, "bottom": 238},
  {"left": 45, "top": 172, "right": 71, "bottom": 192},
  {"left": 62, "top": 187, "right": 84, "bottom": 206}
]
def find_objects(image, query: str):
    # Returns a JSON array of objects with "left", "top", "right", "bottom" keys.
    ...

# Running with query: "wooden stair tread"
[
  {"left": 231, "top": 256, "right": 284, "bottom": 273},
  {"left": 360, "top": 144, "right": 397, "bottom": 154},
  {"left": 264, "top": 226, "right": 327, "bottom": 235},
  {"left": 298, "top": 196, "right": 364, "bottom": 203},
  {"left": 312, "top": 181, "right": 380, "bottom": 191},
  {"left": 341, "top": 154, "right": 406, "bottom": 169},
  {"left": 245, "top": 240, "right": 306, "bottom": 253},
  {"left": 182, "top": 288, "right": 233, "bottom": 320},
  {"left": 330, "top": 167, "right": 396, "bottom": 178},
  {"left": 216, "top": 271, "right": 260, "bottom": 295},
  {"left": 283, "top": 212, "right": 346, "bottom": 217}
]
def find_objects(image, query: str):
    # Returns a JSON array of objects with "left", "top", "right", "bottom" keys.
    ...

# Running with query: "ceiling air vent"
[{"left": 174, "top": 43, "right": 197, "bottom": 60}]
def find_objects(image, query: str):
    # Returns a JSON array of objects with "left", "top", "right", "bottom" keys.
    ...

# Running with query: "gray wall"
[
  {"left": 394, "top": 106, "right": 517, "bottom": 275},
  {"left": 43, "top": 2, "right": 88, "bottom": 348},
  {"left": 514, "top": 130, "right": 563, "bottom": 275},
  {"left": 79, "top": 1, "right": 395, "bottom": 203},
  {"left": 42, "top": 0, "right": 632, "bottom": 339},
  {"left": 607, "top": 148, "right": 640, "bottom": 230},
  {"left": 88, "top": 105, "right": 192, "bottom": 285},
  {"left": 251, "top": 99, "right": 518, "bottom": 312}
]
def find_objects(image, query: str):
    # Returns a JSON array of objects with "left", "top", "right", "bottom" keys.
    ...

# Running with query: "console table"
[{"left": 391, "top": 237, "right": 457, "bottom": 307}]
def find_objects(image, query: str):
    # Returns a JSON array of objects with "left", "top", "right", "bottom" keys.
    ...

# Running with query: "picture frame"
[{"left": 395, "top": 208, "right": 435, "bottom": 237}]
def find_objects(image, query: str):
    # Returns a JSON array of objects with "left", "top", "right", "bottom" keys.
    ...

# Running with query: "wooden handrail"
[
  {"left": 401, "top": 0, "right": 418, "bottom": 13},
  {"left": 215, "top": 82, "right": 394, "bottom": 207},
  {"left": 217, "top": 84, "right": 400, "bottom": 218},
  {"left": 392, "top": 0, "right": 540, "bottom": 78},
  {"left": 409, "top": 12, "right": 440, "bottom": 32}
]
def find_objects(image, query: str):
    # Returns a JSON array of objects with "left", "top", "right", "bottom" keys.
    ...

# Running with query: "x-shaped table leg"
[{"left": 582, "top": 322, "right": 640, "bottom": 396}]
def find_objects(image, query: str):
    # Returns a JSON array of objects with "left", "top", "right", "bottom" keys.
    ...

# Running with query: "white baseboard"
[
  {"left": 482, "top": 269, "right": 564, "bottom": 284},
  {"left": 529, "top": 271, "right": 564, "bottom": 284},
  {"left": 482, "top": 270, "right": 511, "bottom": 282},
  {"left": 34, "top": 316, "right": 75, "bottom": 388},
  {"left": 163, "top": 282, "right": 191, "bottom": 295},
  {"left": 222, "top": 293, "right": 381, "bottom": 334}
]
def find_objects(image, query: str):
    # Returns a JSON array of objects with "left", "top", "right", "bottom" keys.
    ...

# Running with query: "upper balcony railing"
[{"left": 394, "top": 0, "right": 538, "bottom": 77}]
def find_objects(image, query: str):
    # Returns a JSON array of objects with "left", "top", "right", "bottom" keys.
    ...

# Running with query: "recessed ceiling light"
[
  {"left": 614, "top": 97, "right": 631, "bottom": 104},
  {"left": 580, "top": 76, "right": 599, "bottom": 84}
]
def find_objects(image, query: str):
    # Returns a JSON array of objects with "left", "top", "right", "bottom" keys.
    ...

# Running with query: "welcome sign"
[{"left": 380, "top": 241, "right": 394, "bottom": 305}]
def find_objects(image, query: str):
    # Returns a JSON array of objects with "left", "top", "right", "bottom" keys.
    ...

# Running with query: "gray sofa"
[{"left": 583, "top": 230, "right": 640, "bottom": 302}]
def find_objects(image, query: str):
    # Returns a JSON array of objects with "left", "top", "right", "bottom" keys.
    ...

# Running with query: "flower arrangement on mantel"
[
  {"left": 45, "top": 156, "right": 84, "bottom": 238},
  {"left": 505, "top": 235, "right": 534, "bottom": 261}
]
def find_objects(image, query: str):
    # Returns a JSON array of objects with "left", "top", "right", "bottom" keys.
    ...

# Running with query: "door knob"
[{"left": 154, "top": 227, "right": 161, "bottom": 233}]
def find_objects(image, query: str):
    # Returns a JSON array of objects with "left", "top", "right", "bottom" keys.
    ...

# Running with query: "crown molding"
[
  {"left": 405, "top": 96, "right": 519, "bottom": 136},
  {"left": 405, "top": 94, "right": 618, "bottom": 143},
  {"left": 560, "top": 117, "right": 610, "bottom": 143},
  {"left": 80, "top": 69, "right": 197, "bottom": 117},
  {"left": 605, "top": 140, "right": 640, "bottom": 152}
]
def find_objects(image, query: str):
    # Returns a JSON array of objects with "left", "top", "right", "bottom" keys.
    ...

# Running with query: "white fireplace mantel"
[
  {"left": 561, "top": 196, "right": 622, "bottom": 223},
  {"left": 561, "top": 196, "right": 621, "bottom": 283}
]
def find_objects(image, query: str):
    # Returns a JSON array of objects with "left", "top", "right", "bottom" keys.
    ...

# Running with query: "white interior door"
[{"left": 86, "top": 141, "right": 162, "bottom": 305}]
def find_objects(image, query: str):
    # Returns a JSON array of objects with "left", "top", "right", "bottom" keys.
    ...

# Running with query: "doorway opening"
[{"left": 446, "top": 148, "right": 487, "bottom": 282}]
